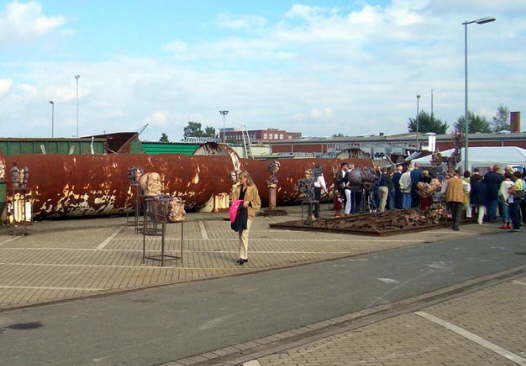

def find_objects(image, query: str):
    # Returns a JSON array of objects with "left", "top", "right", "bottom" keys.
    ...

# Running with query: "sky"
[{"left": 0, "top": 0, "right": 525, "bottom": 141}]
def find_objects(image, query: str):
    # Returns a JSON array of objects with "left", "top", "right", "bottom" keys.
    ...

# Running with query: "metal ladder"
[{"left": 241, "top": 124, "right": 254, "bottom": 159}]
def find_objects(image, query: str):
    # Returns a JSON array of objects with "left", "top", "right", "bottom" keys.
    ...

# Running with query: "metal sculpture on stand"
[
  {"left": 126, "top": 167, "right": 144, "bottom": 231},
  {"left": 267, "top": 160, "right": 279, "bottom": 209},
  {"left": 0, "top": 159, "right": 6, "bottom": 224},
  {"left": 139, "top": 172, "right": 163, "bottom": 197},
  {"left": 6, "top": 163, "right": 32, "bottom": 235},
  {"left": 126, "top": 168, "right": 186, "bottom": 266},
  {"left": 142, "top": 195, "right": 185, "bottom": 267},
  {"left": 258, "top": 160, "right": 287, "bottom": 216}
]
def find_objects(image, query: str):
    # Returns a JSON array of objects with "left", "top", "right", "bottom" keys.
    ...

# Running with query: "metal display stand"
[
  {"left": 6, "top": 187, "right": 32, "bottom": 236},
  {"left": 142, "top": 196, "right": 184, "bottom": 266},
  {"left": 125, "top": 183, "right": 144, "bottom": 234}
]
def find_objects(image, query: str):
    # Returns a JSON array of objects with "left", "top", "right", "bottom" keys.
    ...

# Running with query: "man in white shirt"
[
  {"left": 344, "top": 164, "right": 355, "bottom": 215},
  {"left": 399, "top": 165, "right": 412, "bottom": 209},
  {"left": 335, "top": 162, "right": 350, "bottom": 214},
  {"left": 313, "top": 164, "right": 328, "bottom": 218}
]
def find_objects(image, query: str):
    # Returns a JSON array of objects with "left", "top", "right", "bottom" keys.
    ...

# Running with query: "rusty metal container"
[
  {"left": 1, "top": 153, "right": 372, "bottom": 219},
  {"left": 241, "top": 158, "right": 372, "bottom": 206}
]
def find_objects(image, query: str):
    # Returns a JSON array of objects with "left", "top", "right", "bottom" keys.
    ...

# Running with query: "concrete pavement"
[
  {"left": 0, "top": 227, "right": 524, "bottom": 366},
  {"left": 0, "top": 206, "right": 501, "bottom": 309},
  {"left": 256, "top": 275, "right": 526, "bottom": 366}
]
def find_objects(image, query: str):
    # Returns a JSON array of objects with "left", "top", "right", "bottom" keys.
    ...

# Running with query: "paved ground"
[
  {"left": 256, "top": 276, "right": 526, "bottom": 366},
  {"left": 0, "top": 206, "right": 501, "bottom": 309},
  {"left": 0, "top": 228, "right": 524, "bottom": 366}
]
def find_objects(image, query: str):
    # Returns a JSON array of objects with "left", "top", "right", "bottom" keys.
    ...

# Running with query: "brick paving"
[
  {"left": 256, "top": 277, "right": 526, "bottom": 366},
  {"left": 0, "top": 206, "right": 501, "bottom": 309}
]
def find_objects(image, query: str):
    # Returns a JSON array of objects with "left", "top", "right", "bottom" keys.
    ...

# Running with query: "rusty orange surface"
[{"left": 3, "top": 154, "right": 372, "bottom": 218}]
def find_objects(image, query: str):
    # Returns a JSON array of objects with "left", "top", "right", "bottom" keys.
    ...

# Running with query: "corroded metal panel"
[
  {"left": 4, "top": 154, "right": 234, "bottom": 218},
  {"left": 2, "top": 154, "right": 372, "bottom": 219},
  {"left": 242, "top": 158, "right": 373, "bottom": 206}
]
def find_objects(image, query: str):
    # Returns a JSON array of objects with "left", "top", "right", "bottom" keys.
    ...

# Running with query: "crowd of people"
[
  {"left": 229, "top": 163, "right": 525, "bottom": 266},
  {"left": 334, "top": 162, "right": 526, "bottom": 232}
]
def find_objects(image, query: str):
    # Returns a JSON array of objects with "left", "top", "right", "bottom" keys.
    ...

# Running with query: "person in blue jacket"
[
  {"left": 470, "top": 174, "right": 488, "bottom": 224},
  {"left": 483, "top": 166, "right": 503, "bottom": 222}
]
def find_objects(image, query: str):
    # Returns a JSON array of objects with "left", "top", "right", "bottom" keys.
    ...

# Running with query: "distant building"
[
  {"left": 268, "top": 132, "right": 526, "bottom": 161},
  {"left": 220, "top": 128, "right": 301, "bottom": 144}
]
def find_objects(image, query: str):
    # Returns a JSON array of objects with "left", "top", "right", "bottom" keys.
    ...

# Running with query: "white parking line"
[
  {"left": 416, "top": 311, "right": 526, "bottom": 366},
  {"left": 198, "top": 221, "right": 209, "bottom": 240},
  {"left": 0, "top": 236, "right": 22, "bottom": 247},
  {"left": 0, "top": 247, "right": 353, "bottom": 254},
  {"left": 243, "top": 361, "right": 261, "bottom": 366},
  {"left": 512, "top": 280, "right": 526, "bottom": 287},
  {"left": 96, "top": 226, "right": 125, "bottom": 250},
  {"left": 0, "top": 262, "right": 250, "bottom": 270},
  {"left": 0, "top": 285, "right": 104, "bottom": 291}
]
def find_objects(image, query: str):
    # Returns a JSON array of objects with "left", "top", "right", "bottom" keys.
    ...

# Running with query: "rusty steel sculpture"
[
  {"left": 258, "top": 160, "right": 287, "bottom": 217},
  {"left": 270, "top": 208, "right": 449, "bottom": 236},
  {"left": 0, "top": 152, "right": 372, "bottom": 220},
  {"left": 266, "top": 160, "right": 280, "bottom": 210}
]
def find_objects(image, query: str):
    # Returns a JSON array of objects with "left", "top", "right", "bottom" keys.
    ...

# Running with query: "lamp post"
[
  {"left": 219, "top": 110, "right": 229, "bottom": 143},
  {"left": 75, "top": 74, "right": 80, "bottom": 137},
  {"left": 416, "top": 94, "right": 421, "bottom": 150},
  {"left": 49, "top": 101, "right": 55, "bottom": 138},
  {"left": 462, "top": 17, "right": 495, "bottom": 172}
]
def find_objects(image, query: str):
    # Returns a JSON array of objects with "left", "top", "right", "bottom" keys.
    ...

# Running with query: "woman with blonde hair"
[{"left": 231, "top": 170, "right": 261, "bottom": 265}]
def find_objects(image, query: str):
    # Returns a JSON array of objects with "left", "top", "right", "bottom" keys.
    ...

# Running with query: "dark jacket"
[
  {"left": 410, "top": 169, "right": 422, "bottom": 192},
  {"left": 483, "top": 171, "right": 503, "bottom": 201},
  {"left": 386, "top": 175, "right": 394, "bottom": 191},
  {"left": 378, "top": 173, "right": 389, "bottom": 187},
  {"left": 231, "top": 206, "right": 248, "bottom": 232},
  {"left": 470, "top": 181, "right": 488, "bottom": 206},
  {"left": 335, "top": 170, "right": 348, "bottom": 189},
  {"left": 420, "top": 175, "right": 432, "bottom": 184},
  {"left": 393, "top": 172, "right": 402, "bottom": 192}
]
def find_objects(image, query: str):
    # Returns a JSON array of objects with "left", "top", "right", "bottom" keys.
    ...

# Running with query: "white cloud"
[
  {"left": 0, "top": 1, "right": 67, "bottom": 45},
  {"left": 163, "top": 40, "right": 188, "bottom": 53},
  {"left": 0, "top": 78, "right": 13, "bottom": 96},
  {"left": 1, "top": 1, "right": 525, "bottom": 140},
  {"left": 16, "top": 83, "right": 36, "bottom": 96},
  {"left": 295, "top": 107, "right": 334, "bottom": 121},
  {"left": 148, "top": 111, "right": 168, "bottom": 127},
  {"left": 216, "top": 13, "right": 267, "bottom": 30}
]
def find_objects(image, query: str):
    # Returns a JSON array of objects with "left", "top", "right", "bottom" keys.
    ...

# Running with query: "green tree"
[
  {"left": 204, "top": 126, "right": 216, "bottom": 138},
  {"left": 332, "top": 133, "right": 345, "bottom": 137},
  {"left": 408, "top": 111, "right": 449, "bottom": 134},
  {"left": 455, "top": 112, "right": 492, "bottom": 133},
  {"left": 184, "top": 121, "right": 204, "bottom": 138},
  {"left": 183, "top": 122, "right": 217, "bottom": 139},
  {"left": 159, "top": 133, "right": 169, "bottom": 143},
  {"left": 492, "top": 105, "right": 510, "bottom": 132}
]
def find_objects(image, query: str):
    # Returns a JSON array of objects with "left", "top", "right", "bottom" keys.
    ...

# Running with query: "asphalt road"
[{"left": 1, "top": 230, "right": 525, "bottom": 366}]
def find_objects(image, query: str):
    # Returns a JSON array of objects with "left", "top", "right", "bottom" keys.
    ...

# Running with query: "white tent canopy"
[{"left": 413, "top": 146, "right": 526, "bottom": 171}]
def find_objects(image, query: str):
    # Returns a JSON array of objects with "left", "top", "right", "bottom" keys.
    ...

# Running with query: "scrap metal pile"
[{"left": 270, "top": 208, "right": 449, "bottom": 236}]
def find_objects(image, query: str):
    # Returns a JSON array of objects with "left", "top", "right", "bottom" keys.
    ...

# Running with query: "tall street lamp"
[
  {"left": 219, "top": 110, "right": 229, "bottom": 143},
  {"left": 416, "top": 94, "right": 421, "bottom": 150},
  {"left": 49, "top": 101, "right": 55, "bottom": 138},
  {"left": 462, "top": 17, "right": 495, "bottom": 172},
  {"left": 75, "top": 74, "right": 80, "bottom": 137}
]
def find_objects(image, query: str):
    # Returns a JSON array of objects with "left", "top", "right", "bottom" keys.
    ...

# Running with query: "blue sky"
[{"left": 0, "top": 0, "right": 525, "bottom": 141}]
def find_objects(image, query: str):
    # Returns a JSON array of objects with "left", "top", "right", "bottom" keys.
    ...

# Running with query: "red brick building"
[{"left": 221, "top": 128, "right": 301, "bottom": 144}]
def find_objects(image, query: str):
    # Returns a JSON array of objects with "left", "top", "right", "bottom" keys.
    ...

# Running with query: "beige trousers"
[
  {"left": 378, "top": 186, "right": 389, "bottom": 212},
  {"left": 239, "top": 219, "right": 253, "bottom": 260}
]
